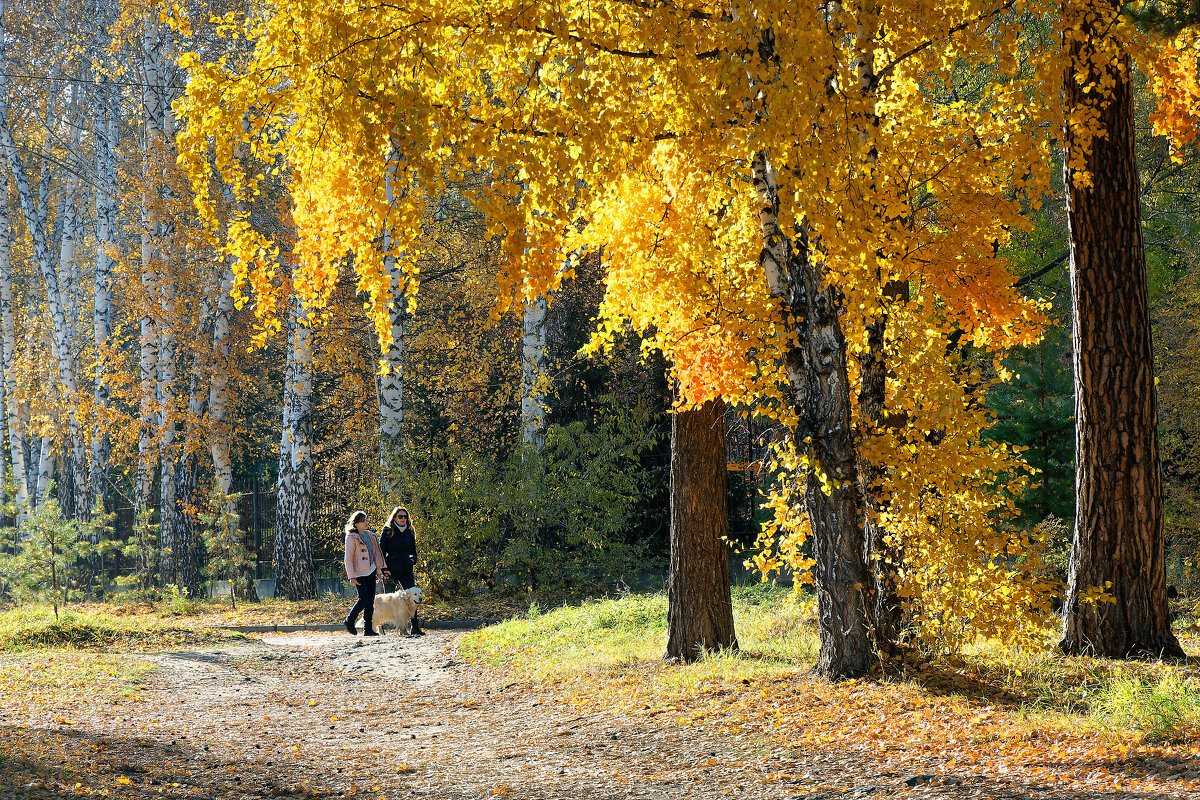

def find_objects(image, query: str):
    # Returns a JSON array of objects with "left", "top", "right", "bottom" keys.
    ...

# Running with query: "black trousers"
[
  {"left": 347, "top": 570, "right": 378, "bottom": 629},
  {"left": 383, "top": 567, "right": 415, "bottom": 593}
]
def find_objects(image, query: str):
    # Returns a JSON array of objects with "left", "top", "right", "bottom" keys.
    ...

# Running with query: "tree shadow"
[{"left": 0, "top": 723, "right": 326, "bottom": 798}]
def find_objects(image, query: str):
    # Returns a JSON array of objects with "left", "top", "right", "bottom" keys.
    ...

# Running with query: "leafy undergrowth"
[
  {"left": 462, "top": 587, "right": 1200, "bottom": 795},
  {"left": 58, "top": 593, "right": 526, "bottom": 628},
  {"left": 0, "top": 605, "right": 247, "bottom": 652}
]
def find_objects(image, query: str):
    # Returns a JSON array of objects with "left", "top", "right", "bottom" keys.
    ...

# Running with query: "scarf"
[{"left": 355, "top": 530, "right": 376, "bottom": 570}]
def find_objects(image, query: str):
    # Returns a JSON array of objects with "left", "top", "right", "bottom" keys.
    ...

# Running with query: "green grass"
[
  {"left": 462, "top": 587, "right": 1200, "bottom": 745},
  {"left": 1093, "top": 675, "right": 1200, "bottom": 743},
  {"left": 459, "top": 584, "right": 819, "bottom": 684},
  {"left": 0, "top": 604, "right": 246, "bottom": 651}
]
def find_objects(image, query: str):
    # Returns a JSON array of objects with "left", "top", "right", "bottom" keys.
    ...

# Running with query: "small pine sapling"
[{"left": 199, "top": 482, "right": 250, "bottom": 609}]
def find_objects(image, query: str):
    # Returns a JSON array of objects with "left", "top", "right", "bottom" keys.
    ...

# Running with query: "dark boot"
[
  {"left": 410, "top": 614, "right": 424, "bottom": 637},
  {"left": 343, "top": 614, "right": 358, "bottom": 635},
  {"left": 363, "top": 614, "right": 379, "bottom": 636}
]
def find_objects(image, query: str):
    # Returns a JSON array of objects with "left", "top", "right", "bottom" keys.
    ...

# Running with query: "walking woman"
[
  {"left": 343, "top": 510, "right": 389, "bottom": 636},
  {"left": 380, "top": 505, "right": 423, "bottom": 636}
]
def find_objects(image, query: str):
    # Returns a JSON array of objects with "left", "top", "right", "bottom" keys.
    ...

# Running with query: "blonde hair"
[{"left": 343, "top": 510, "right": 368, "bottom": 537}]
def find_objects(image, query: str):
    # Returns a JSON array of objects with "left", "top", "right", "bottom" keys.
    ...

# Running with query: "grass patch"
[
  {"left": 1093, "top": 675, "right": 1200, "bottom": 743},
  {"left": 0, "top": 650, "right": 158, "bottom": 713},
  {"left": 462, "top": 587, "right": 1200, "bottom": 748},
  {"left": 0, "top": 605, "right": 246, "bottom": 652},
  {"left": 460, "top": 584, "right": 818, "bottom": 685}
]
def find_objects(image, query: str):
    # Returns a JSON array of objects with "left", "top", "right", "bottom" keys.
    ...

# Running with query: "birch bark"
[
  {"left": 90, "top": 74, "right": 118, "bottom": 521},
  {"left": 520, "top": 294, "right": 549, "bottom": 452},
  {"left": 274, "top": 298, "right": 315, "bottom": 600},
  {"left": 752, "top": 148, "right": 876, "bottom": 680},
  {"left": 139, "top": 23, "right": 176, "bottom": 582},
  {"left": 0, "top": 14, "right": 85, "bottom": 518},
  {"left": 175, "top": 296, "right": 213, "bottom": 598},
  {"left": 378, "top": 169, "right": 406, "bottom": 485},
  {"left": 0, "top": 169, "right": 28, "bottom": 514}
]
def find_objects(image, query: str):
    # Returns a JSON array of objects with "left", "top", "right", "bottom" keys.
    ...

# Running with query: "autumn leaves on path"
[{"left": 0, "top": 633, "right": 1196, "bottom": 800}]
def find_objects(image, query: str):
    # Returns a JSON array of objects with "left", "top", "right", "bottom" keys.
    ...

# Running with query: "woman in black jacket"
[{"left": 379, "top": 505, "right": 423, "bottom": 635}]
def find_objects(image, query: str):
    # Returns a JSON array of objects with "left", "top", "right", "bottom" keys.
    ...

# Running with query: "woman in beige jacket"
[{"left": 342, "top": 510, "right": 389, "bottom": 635}]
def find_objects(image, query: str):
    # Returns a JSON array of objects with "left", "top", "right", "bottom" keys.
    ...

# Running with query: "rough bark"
[
  {"left": 665, "top": 398, "right": 738, "bottom": 662},
  {"left": 274, "top": 299, "right": 315, "bottom": 600},
  {"left": 1058, "top": 17, "right": 1183, "bottom": 659},
  {"left": 157, "top": 279, "right": 179, "bottom": 584},
  {"left": 174, "top": 297, "right": 213, "bottom": 598},
  {"left": 752, "top": 150, "right": 877, "bottom": 680},
  {"left": 858, "top": 282, "right": 910, "bottom": 654}
]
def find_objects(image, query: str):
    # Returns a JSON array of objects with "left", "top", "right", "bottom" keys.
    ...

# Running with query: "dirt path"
[{"left": 3, "top": 632, "right": 1195, "bottom": 799}]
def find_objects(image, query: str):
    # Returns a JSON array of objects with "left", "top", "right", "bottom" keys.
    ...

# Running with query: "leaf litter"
[{"left": 0, "top": 631, "right": 1197, "bottom": 798}]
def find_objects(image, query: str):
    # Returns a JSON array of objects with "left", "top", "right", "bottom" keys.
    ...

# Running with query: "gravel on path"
[{"left": 2, "top": 631, "right": 1194, "bottom": 800}]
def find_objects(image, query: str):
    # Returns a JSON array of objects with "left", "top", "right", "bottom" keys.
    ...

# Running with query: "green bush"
[{"left": 376, "top": 395, "right": 665, "bottom": 602}]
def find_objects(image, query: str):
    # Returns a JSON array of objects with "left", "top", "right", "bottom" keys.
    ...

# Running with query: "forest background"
[{"left": 0, "top": 0, "right": 1197, "bottom": 668}]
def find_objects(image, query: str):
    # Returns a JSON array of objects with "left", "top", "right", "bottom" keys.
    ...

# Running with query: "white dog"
[{"left": 370, "top": 587, "right": 424, "bottom": 634}]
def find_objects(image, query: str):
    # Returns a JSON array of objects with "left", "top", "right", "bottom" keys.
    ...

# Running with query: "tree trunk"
[
  {"left": 0, "top": 30, "right": 84, "bottom": 519},
  {"left": 208, "top": 263, "right": 256, "bottom": 600},
  {"left": 0, "top": 169, "right": 28, "bottom": 515},
  {"left": 157, "top": 283, "right": 179, "bottom": 585},
  {"left": 90, "top": 73, "right": 118, "bottom": 524},
  {"left": 752, "top": 150, "right": 877, "bottom": 680},
  {"left": 1059, "top": 8, "right": 1183, "bottom": 659},
  {"left": 379, "top": 164, "right": 407, "bottom": 488},
  {"left": 520, "top": 293, "right": 549, "bottom": 452},
  {"left": 274, "top": 299, "right": 315, "bottom": 600},
  {"left": 665, "top": 398, "right": 738, "bottom": 661},
  {"left": 175, "top": 296, "right": 213, "bottom": 599}
]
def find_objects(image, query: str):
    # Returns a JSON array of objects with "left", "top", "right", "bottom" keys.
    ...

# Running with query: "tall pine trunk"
[
  {"left": 1058, "top": 5, "right": 1182, "bottom": 659},
  {"left": 665, "top": 398, "right": 738, "bottom": 661}
]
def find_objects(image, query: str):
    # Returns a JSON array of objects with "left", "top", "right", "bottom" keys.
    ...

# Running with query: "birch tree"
[
  {"left": 90, "top": 72, "right": 118, "bottom": 521},
  {"left": 0, "top": 3, "right": 86, "bottom": 518},
  {"left": 274, "top": 297, "right": 315, "bottom": 600},
  {"left": 0, "top": 170, "right": 28, "bottom": 515}
]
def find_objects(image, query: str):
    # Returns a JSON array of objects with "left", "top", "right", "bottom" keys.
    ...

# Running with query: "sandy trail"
[{"left": 2, "top": 631, "right": 1192, "bottom": 799}]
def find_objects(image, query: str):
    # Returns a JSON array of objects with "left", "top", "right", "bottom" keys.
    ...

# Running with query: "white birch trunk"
[
  {"left": 520, "top": 294, "right": 549, "bottom": 452},
  {"left": 378, "top": 161, "right": 405, "bottom": 486},
  {"left": 175, "top": 295, "right": 212, "bottom": 597},
  {"left": 207, "top": 263, "right": 252, "bottom": 597},
  {"left": 208, "top": 266, "right": 236, "bottom": 513},
  {"left": 157, "top": 280, "right": 178, "bottom": 584},
  {"left": 0, "top": 25, "right": 84, "bottom": 517},
  {"left": 0, "top": 169, "right": 27, "bottom": 515},
  {"left": 139, "top": 23, "right": 173, "bottom": 580},
  {"left": 35, "top": 435, "right": 54, "bottom": 506},
  {"left": 90, "top": 75, "right": 118, "bottom": 520},
  {"left": 274, "top": 298, "right": 315, "bottom": 600}
]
